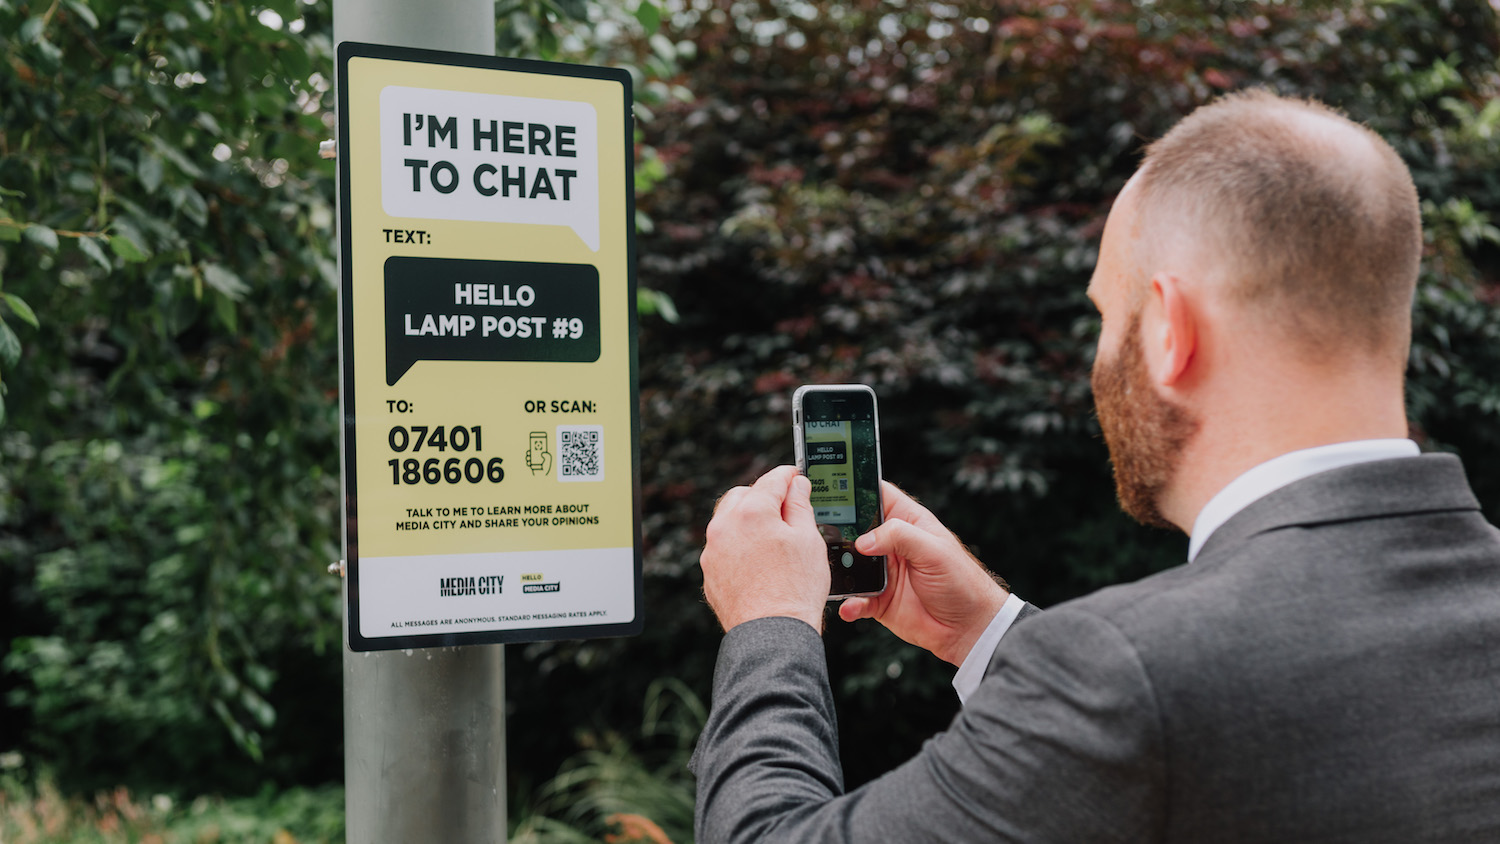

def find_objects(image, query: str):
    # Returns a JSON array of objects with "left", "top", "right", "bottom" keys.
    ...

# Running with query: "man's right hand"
[{"left": 838, "top": 482, "right": 1011, "bottom": 666}]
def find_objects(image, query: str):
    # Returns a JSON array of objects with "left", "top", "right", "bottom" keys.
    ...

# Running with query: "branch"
[{"left": 0, "top": 218, "right": 109, "bottom": 239}]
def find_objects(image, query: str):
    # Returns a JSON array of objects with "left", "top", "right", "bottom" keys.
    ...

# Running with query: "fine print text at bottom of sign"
[{"left": 391, "top": 609, "right": 608, "bottom": 629}]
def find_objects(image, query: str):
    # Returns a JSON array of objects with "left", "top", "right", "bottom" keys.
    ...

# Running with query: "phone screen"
[{"left": 797, "top": 387, "right": 886, "bottom": 597}]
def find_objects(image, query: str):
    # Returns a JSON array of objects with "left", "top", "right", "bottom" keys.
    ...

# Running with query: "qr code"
[
  {"left": 557, "top": 426, "right": 604, "bottom": 482},
  {"left": 837, "top": 479, "right": 849, "bottom": 491}
]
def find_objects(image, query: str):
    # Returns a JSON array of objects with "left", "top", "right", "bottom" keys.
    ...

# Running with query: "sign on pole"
[{"left": 336, "top": 42, "right": 640, "bottom": 652}]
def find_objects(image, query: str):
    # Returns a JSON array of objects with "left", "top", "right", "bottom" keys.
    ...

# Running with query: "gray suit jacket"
[{"left": 693, "top": 455, "right": 1500, "bottom": 842}]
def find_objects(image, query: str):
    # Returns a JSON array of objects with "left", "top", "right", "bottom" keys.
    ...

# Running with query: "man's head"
[{"left": 1088, "top": 89, "right": 1422, "bottom": 529}]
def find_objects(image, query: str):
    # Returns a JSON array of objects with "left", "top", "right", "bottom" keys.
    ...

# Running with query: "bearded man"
[{"left": 692, "top": 89, "right": 1500, "bottom": 843}]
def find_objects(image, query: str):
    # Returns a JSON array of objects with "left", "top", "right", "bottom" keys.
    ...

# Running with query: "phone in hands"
[{"left": 792, "top": 384, "right": 888, "bottom": 599}]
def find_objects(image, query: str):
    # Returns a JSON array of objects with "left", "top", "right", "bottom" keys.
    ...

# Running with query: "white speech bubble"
[{"left": 380, "top": 85, "right": 601, "bottom": 251}]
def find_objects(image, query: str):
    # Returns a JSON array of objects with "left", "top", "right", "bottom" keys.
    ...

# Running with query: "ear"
[{"left": 1147, "top": 273, "right": 1197, "bottom": 387}]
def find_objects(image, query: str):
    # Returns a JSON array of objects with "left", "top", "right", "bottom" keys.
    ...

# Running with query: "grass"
[
  {"left": 0, "top": 678, "right": 702, "bottom": 844},
  {"left": 0, "top": 764, "right": 343, "bottom": 844}
]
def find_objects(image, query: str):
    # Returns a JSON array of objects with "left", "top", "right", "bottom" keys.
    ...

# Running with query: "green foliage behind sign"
[
  {"left": 0, "top": 0, "right": 345, "bottom": 791},
  {"left": 552, "top": 0, "right": 1500, "bottom": 787},
  {"left": 0, "top": 0, "right": 681, "bottom": 797}
]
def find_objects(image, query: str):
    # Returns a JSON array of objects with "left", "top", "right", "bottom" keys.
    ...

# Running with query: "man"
[{"left": 693, "top": 90, "right": 1500, "bottom": 842}]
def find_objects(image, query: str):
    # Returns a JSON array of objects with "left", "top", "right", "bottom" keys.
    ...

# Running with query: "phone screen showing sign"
[{"left": 800, "top": 392, "right": 885, "bottom": 597}]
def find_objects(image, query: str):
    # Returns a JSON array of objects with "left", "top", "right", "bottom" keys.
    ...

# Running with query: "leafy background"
[{"left": 1, "top": 0, "right": 1497, "bottom": 842}]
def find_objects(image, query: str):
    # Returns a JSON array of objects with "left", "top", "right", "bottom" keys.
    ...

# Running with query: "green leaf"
[
  {"left": 657, "top": 294, "right": 679, "bottom": 324},
  {"left": 3, "top": 293, "right": 38, "bottom": 329},
  {"left": 175, "top": 524, "right": 207, "bottom": 544},
  {"left": 171, "top": 185, "right": 209, "bottom": 227},
  {"left": 107, "top": 233, "right": 149, "bottom": 263},
  {"left": 280, "top": 44, "right": 311, "bottom": 83},
  {"left": 636, "top": 288, "right": 679, "bottom": 323},
  {"left": 76, "top": 235, "right": 112, "bottom": 271},
  {"left": 138, "top": 152, "right": 164, "bottom": 194},
  {"left": 35, "top": 36, "right": 63, "bottom": 65},
  {"left": 149, "top": 136, "right": 205, "bottom": 179},
  {"left": 195, "top": 112, "right": 223, "bottom": 136},
  {"left": 649, "top": 33, "right": 676, "bottom": 63},
  {"left": 635, "top": 0, "right": 661, "bottom": 35},
  {"left": 536, "top": 25, "right": 559, "bottom": 60},
  {"left": 0, "top": 224, "right": 20, "bottom": 243},
  {"left": 64, "top": 0, "right": 99, "bottom": 29},
  {"left": 201, "top": 263, "right": 248, "bottom": 299},
  {"left": 23, "top": 225, "right": 58, "bottom": 252},
  {"left": 241, "top": 687, "right": 276, "bottom": 728},
  {"left": 214, "top": 290, "right": 238, "bottom": 331},
  {"left": 0, "top": 319, "right": 21, "bottom": 368}
]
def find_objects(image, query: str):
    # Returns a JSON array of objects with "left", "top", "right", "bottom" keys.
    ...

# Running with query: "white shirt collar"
[{"left": 1187, "top": 438, "right": 1420, "bottom": 562}]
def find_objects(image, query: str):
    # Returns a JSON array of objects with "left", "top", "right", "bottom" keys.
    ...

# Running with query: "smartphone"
[{"left": 792, "top": 384, "right": 887, "bottom": 599}]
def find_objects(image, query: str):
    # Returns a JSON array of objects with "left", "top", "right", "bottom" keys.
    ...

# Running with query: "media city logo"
[{"left": 438, "top": 575, "right": 504, "bottom": 597}]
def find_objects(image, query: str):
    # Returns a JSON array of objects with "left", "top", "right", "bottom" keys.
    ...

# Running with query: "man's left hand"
[{"left": 701, "top": 465, "right": 829, "bottom": 633}]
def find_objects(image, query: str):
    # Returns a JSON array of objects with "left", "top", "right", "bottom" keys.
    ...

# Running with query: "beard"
[{"left": 1090, "top": 312, "right": 1200, "bottom": 530}]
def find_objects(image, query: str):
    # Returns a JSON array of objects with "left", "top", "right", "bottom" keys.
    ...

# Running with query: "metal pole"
[{"left": 334, "top": 4, "right": 505, "bottom": 843}]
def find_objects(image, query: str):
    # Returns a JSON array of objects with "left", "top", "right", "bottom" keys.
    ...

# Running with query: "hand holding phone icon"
[{"left": 527, "top": 432, "right": 553, "bottom": 475}]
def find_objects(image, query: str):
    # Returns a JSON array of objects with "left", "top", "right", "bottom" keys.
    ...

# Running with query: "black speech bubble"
[
  {"left": 806, "top": 441, "right": 847, "bottom": 465},
  {"left": 384, "top": 256, "right": 600, "bottom": 385}
]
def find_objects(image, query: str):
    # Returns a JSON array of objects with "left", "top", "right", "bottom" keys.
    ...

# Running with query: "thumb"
[
  {"left": 783, "top": 473, "right": 817, "bottom": 528},
  {"left": 838, "top": 596, "right": 875, "bottom": 622},
  {"left": 856, "top": 519, "right": 948, "bottom": 568}
]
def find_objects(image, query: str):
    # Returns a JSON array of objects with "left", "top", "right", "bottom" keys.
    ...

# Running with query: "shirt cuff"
[{"left": 951, "top": 591, "right": 1027, "bottom": 705}]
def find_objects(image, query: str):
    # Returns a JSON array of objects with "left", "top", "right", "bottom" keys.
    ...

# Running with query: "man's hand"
[
  {"left": 702, "top": 465, "right": 830, "bottom": 633},
  {"left": 838, "top": 482, "right": 1010, "bottom": 665}
]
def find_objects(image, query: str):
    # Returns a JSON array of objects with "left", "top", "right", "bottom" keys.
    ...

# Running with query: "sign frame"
[{"left": 336, "top": 41, "right": 642, "bottom": 652}]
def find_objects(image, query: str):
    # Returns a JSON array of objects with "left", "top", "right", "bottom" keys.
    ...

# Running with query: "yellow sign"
[
  {"left": 337, "top": 43, "right": 640, "bottom": 651},
  {"left": 804, "top": 421, "right": 856, "bottom": 527}
]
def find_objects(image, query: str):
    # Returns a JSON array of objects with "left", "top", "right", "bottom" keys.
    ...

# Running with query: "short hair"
[{"left": 1136, "top": 89, "right": 1422, "bottom": 359}]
